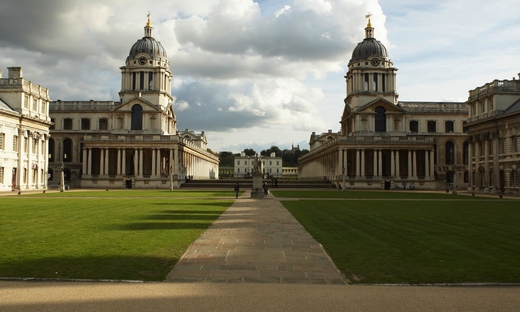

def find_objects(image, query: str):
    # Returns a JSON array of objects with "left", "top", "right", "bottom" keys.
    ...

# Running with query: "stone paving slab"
[{"left": 166, "top": 191, "right": 347, "bottom": 284}]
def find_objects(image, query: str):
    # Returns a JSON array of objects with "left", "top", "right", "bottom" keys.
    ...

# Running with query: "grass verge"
[
  {"left": 278, "top": 191, "right": 520, "bottom": 284},
  {"left": 0, "top": 193, "right": 233, "bottom": 281}
]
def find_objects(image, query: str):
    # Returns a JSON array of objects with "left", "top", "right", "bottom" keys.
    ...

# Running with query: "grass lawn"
[
  {"left": 0, "top": 191, "right": 235, "bottom": 281},
  {"left": 276, "top": 191, "right": 520, "bottom": 284}
]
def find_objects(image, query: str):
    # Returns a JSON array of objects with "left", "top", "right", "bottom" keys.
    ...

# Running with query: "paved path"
[{"left": 167, "top": 190, "right": 346, "bottom": 284}]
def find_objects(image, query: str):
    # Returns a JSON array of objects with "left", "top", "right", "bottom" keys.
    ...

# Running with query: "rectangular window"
[
  {"left": 382, "top": 74, "right": 386, "bottom": 92},
  {"left": 410, "top": 121, "right": 419, "bottom": 133},
  {"left": 0, "top": 133, "right": 4, "bottom": 150},
  {"left": 277, "top": 161, "right": 279, "bottom": 165},
  {"left": 63, "top": 118, "right": 73, "bottom": 130},
  {"left": 445, "top": 121, "right": 454, "bottom": 133},
  {"left": 373, "top": 73, "right": 378, "bottom": 91},
  {"left": 41, "top": 101, "right": 46, "bottom": 113},
  {"left": 237, "top": 161, "right": 240, "bottom": 165},
  {"left": 139, "top": 72, "right": 144, "bottom": 90},
  {"left": 132, "top": 72, "right": 136, "bottom": 90},
  {"left": 24, "top": 95, "right": 29, "bottom": 108},
  {"left": 99, "top": 119, "right": 108, "bottom": 130},
  {"left": 245, "top": 161, "right": 247, "bottom": 165},
  {"left": 427, "top": 121, "right": 436, "bottom": 133},
  {"left": 148, "top": 71, "right": 153, "bottom": 90},
  {"left": 269, "top": 161, "right": 272, "bottom": 165},
  {"left": 81, "top": 118, "right": 91, "bottom": 130},
  {"left": 33, "top": 99, "right": 38, "bottom": 111},
  {"left": 13, "top": 135, "right": 18, "bottom": 151},
  {"left": 237, "top": 168, "right": 240, "bottom": 173}
]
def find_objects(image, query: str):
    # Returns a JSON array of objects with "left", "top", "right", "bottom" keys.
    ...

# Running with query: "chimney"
[
  {"left": 0, "top": 70, "right": 3, "bottom": 78},
  {"left": 7, "top": 67, "right": 22, "bottom": 78}
]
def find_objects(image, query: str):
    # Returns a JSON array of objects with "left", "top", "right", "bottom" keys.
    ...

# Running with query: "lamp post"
[{"left": 60, "top": 154, "right": 66, "bottom": 192}]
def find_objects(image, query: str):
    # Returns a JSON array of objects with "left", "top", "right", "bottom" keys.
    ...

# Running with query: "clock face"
[
  {"left": 370, "top": 58, "right": 380, "bottom": 66},
  {"left": 138, "top": 56, "right": 147, "bottom": 65}
]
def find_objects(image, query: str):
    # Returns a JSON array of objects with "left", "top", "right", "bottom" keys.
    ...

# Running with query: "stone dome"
[
  {"left": 128, "top": 36, "right": 167, "bottom": 60},
  {"left": 351, "top": 38, "right": 388, "bottom": 62}
]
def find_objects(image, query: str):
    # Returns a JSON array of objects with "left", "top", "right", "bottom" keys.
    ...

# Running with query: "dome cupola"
[
  {"left": 126, "top": 14, "right": 167, "bottom": 62},
  {"left": 350, "top": 14, "right": 388, "bottom": 62}
]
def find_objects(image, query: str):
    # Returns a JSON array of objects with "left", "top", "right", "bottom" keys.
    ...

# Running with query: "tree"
[
  {"left": 218, "top": 151, "right": 234, "bottom": 167},
  {"left": 243, "top": 148, "right": 256, "bottom": 156}
]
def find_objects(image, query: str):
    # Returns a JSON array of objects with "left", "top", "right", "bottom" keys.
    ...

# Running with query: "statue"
[{"left": 253, "top": 154, "right": 262, "bottom": 175}]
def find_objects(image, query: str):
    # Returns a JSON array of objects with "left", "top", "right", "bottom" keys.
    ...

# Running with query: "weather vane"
[{"left": 365, "top": 12, "right": 372, "bottom": 27}]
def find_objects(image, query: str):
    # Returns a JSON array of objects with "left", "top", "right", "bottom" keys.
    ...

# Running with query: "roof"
[
  {"left": 0, "top": 98, "right": 15, "bottom": 112},
  {"left": 399, "top": 101, "right": 467, "bottom": 114},
  {"left": 504, "top": 98, "right": 520, "bottom": 114}
]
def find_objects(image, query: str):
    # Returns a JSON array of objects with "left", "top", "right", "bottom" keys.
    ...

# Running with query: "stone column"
[
  {"left": 493, "top": 132, "right": 500, "bottom": 191},
  {"left": 122, "top": 149, "right": 126, "bottom": 176},
  {"left": 468, "top": 140, "right": 473, "bottom": 190},
  {"left": 139, "top": 148, "right": 144, "bottom": 177},
  {"left": 133, "top": 149, "right": 138, "bottom": 177},
  {"left": 361, "top": 149, "right": 365, "bottom": 178},
  {"left": 373, "top": 149, "right": 378, "bottom": 178},
  {"left": 412, "top": 150, "right": 417, "bottom": 178},
  {"left": 408, "top": 150, "right": 412, "bottom": 179},
  {"left": 430, "top": 149, "right": 435, "bottom": 180},
  {"left": 117, "top": 149, "right": 121, "bottom": 176},
  {"left": 82, "top": 148, "right": 87, "bottom": 177},
  {"left": 378, "top": 150, "right": 382, "bottom": 177},
  {"left": 356, "top": 149, "right": 360, "bottom": 177},
  {"left": 151, "top": 149, "right": 156, "bottom": 178},
  {"left": 100, "top": 148, "right": 105, "bottom": 176},
  {"left": 396, "top": 150, "right": 400, "bottom": 179},
  {"left": 104, "top": 148, "right": 109, "bottom": 176},
  {"left": 475, "top": 139, "right": 481, "bottom": 188},
  {"left": 425, "top": 150, "right": 430, "bottom": 179},
  {"left": 484, "top": 139, "right": 490, "bottom": 190},
  {"left": 391, "top": 150, "right": 395, "bottom": 178},
  {"left": 87, "top": 148, "right": 92, "bottom": 176}
]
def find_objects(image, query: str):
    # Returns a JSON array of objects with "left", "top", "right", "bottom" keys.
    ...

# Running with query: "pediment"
[
  {"left": 115, "top": 97, "right": 162, "bottom": 112},
  {"left": 357, "top": 98, "right": 406, "bottom": 114}
]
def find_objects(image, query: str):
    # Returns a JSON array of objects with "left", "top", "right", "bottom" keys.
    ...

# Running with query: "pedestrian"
[
  {"left": 263, "top": 182, "right": 268, "bottom": 197},
  {"left": 234, "top": 183, "right": 240, "bottom": 199}
]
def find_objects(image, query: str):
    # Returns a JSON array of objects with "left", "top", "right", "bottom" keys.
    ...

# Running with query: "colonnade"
[
  {"left": 300, "top": 147, "right": 435, "bottom": 181},
  {"left": 467, "top": 134, "right": 500, "bottom": 191},
  {"left": 16, "top": 131, "right": 48, "bottom": 190}
]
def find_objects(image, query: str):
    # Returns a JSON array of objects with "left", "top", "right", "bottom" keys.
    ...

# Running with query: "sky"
[{"left": 0, "top": 0, "right": 518, "bottom": 153}]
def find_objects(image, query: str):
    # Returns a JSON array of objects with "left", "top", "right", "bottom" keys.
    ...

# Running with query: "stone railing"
[
  {"left": 50, "top": 101, "right": 116, "bottom": 111},
  {"left": 468, "top": 79, "right": 520, "bottom": 101}
]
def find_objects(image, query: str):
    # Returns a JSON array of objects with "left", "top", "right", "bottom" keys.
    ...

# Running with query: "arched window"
[
  {"left": 48, "top": 138, "right": 55, "bottom": 162},
  {"left": 445, "top": 141, "right": 455, "bottom": 165},
  {"left": 131, "top": 104, "right": 143, "bottom": 130},
  {"left": 463, "top": 141, "right": 469, "bottom": 165},
  {"left": 63, "top": 138, "right": 73, "bottom": 163},
  {"left": 375, "top": 106, "right": 386, "bottom": 132}
]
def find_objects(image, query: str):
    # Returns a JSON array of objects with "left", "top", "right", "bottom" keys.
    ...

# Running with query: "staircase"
[{"left": 180, "top": 179, "right": 336, "bottom": 189}]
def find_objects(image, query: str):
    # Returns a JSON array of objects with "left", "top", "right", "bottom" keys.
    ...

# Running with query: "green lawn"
[
  {"left": 0, "top": 191, "right": 234, "bottom": 281},
  {"left": 277, "top": 191, "right": 520, "bottom": 284}
]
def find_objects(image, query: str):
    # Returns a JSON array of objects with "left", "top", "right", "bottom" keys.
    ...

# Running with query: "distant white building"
[
  {"left": 0, "top": 67, "right": 52, "bottom": 191},
  {"left": 234, "top": 152, "right": 283, "bottom": 178}
]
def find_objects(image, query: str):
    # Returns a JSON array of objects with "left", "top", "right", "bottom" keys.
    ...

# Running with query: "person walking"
[
  {"left": 234, "top": 183, "right": 240, "bottom": 199},
  {"left": 263, "top": 182, "right": 269, "bottom": 197}
]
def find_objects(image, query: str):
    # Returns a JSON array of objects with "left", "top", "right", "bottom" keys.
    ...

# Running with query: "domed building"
[
  {"left": 299, "top": 17, "right": 469, "bottom": 190},
  {"left": 48, "top": 16, "right": 219, "bottom": 189}
]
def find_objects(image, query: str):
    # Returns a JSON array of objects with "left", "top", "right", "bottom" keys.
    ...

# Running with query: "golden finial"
[
  {"left": 365, "top": 12, "right": 372, "bottom": 27},
  {"left": 146, "top": 12, "right": 151, "bottom": 26}
]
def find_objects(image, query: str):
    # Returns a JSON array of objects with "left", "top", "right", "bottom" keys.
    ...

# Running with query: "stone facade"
[
  {"left": 465, "top": 75, "right": 520, "bottom": 194},
  {"left": 48, "top": 18, "right": 218, "bottom": 189},
  {"left": 299, "top": 19, "right": 468, "bottom": 190},
  {"left": 0, "top": 67, "right": 52, "bottom": 191},
  {"left": 234, "top": 153, "right": 283, "bottom": 178}
]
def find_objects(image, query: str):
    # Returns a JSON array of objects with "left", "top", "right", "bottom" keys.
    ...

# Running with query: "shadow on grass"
[
  {"left": 151, "top": 202, "right": 233, "bottom": 207},
  {"left": 0, "top": 255, "right": 177, "bottom": 281},
  {"left": 116, "top": 222, "right": 212, "bottom": 230}
]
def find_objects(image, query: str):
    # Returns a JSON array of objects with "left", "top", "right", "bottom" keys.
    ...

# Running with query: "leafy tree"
[
  {"left": 218, "top": 151, "right": 234, "bottom": 167},
  {"left": 242, "top": 148, "right": 256, "bottom": 156}
]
